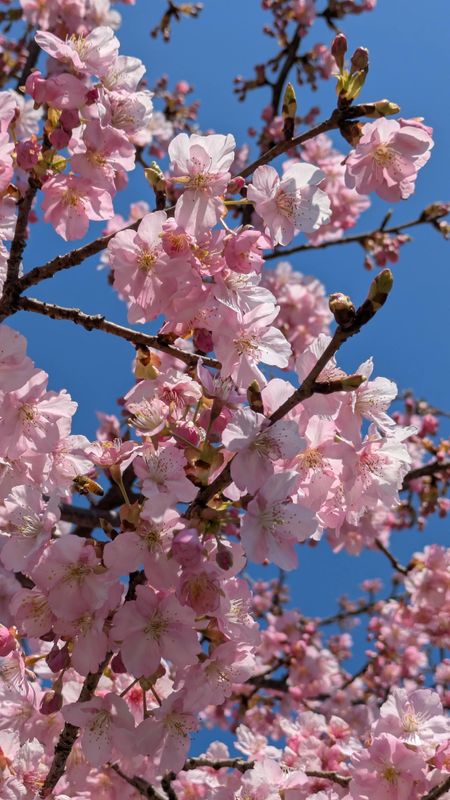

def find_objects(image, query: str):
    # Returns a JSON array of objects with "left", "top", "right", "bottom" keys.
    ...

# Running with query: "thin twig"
[
  {"left": 110, "top": 763, "right": 166, "bottom": 800},
  {"left": 15, "top": 297, "right": 220, "bottom": 369},
  {"left": 39, "top": 653, "right": 112, "bottom": 797},
  {"left": 402, "top": 460, "right": 450, "bottom": 488},
  {"left": 422, "top": 776, "right": 450, "bottom": 800},
  {"left": 264, "top": 212, "right": 448, "bottom": 261},
  {"left": 375, "top": 539, "right": 408, "bottom": 575},
  {"left": 0, "top": 101, "right": 390, "bottom": 308}
]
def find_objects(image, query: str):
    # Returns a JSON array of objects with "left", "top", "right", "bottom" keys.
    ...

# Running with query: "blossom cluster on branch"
[{"left": 0, "top": 0, "right": 448, "bottom": 799}]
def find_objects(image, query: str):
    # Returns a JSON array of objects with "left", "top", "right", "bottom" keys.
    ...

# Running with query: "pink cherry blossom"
[
  {"left": 214, "top": 303, "right": 292, "bottom": 388},
  {"left": 247, "top": 162, "right": 331, "bottom": 245},
  {"left": 0, "top": 133, "right": 14, "bottom": 193},
  {"left": 169, "top": 132, "right": 236, "bottom": 234},
  {"left": 32, "top": 536, "right": 115, "bottom": 620},
  {"left": 35, "top": 26, "right": 119, "bottom": 77},
  {"left": 345, "top": 118, "right": 434, "bottom": 201},
  {"left": 137, "top": 691, "right": 199, "bottom": 773},
  {"left": 42, "top": 174, "right": 114, "bottom": 241},
  {"left": 373, "top": 687, "right": 450, "bottom": 753},
  {"left": 63, "top": 693, "right": 135, "bottom": 766},
  {"left": 108, "top": 210, "right": 177, "bottom": 323},
  {"left": 110, "top": 585, "right": 200, "bottom": 677},
  {"left": 241, "top": 471, "right": 319, "bottom": 569},
  {"left": 222, "top": 408, "right": 303, "bottom": 492},
  {"left": 0, "top": 485, "right": 60, "bottom": 572},
  {"left": 349, "top": 733, "right": 427, "bottom": 800}
]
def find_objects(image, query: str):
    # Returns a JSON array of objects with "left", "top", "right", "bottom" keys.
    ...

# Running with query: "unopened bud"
[
  {"left": 111, "top": 652, "right": 127, "bottom": 674},
  {"left": 282, "top": 83, "right": 296, "bottom": 118},
  {"left": 0, "top": 625, "right": 16, "bottom": 657},
  {"left": 331, "top": 33, "right": 347, "bottom": 72},
  {"left": 329, "top": 292, "right": 356, "bottom": 327},
  {"left": 227, "top": 176, "right": 245, "bottom": 194},
  {"left": 340, "top": 374, "right": 367, "bottom": 390},
  {"left": 368, "top": 268, "right": 394, "bottom": 307},
  {"left": 368, "top": 99, "right": 401, "bottom": 118},
  {"left": 144, "top": 162, "right": 166, "bottom": 192},
  {"left": 216, "top": 542, "right": 234, "bottom": 571},
  {"left": 40, "top": 689, "right": 63, "bottom": 716},
  {"left": 46, "top": 643, "right": 70, "bottom": 673},
  {"left": 350, "top": 47, "right": 369, "bottom": 73},
  {"left": 420, "top": 202, "right": 450, "bottom": 222}
]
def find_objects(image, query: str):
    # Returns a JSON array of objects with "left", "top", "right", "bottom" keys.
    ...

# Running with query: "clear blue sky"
[{"left": 10, "top": 2, "right": 449, "bottom": 662}]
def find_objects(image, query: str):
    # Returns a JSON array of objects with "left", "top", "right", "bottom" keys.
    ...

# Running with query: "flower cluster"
[{"left": 0, "top": 1, "right": 447, "bottom": 799}]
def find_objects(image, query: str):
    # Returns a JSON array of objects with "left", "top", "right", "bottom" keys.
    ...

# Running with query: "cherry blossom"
[{"left": 247, "top": 162, "right": 331, "bottom": 245}]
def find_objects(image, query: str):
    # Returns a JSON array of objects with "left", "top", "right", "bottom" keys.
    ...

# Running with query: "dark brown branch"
[
  {"left": 0, "top": 176, "right": 40, "bottom": 316},
  {"left": 422, "top": 776, "right": 450, "bottom": 800},
  {"left": 15, "top": 37, "right": 40, "bottom": 90},
  {"left": 319, "top": 599, "right": 381, "bottom": 626},
  {"left": 110, "top": 763, "right": 166, "bottom": 800},
  {"left": 271, "top": 25, "right": 302, "bottom": 115},
  {"left": 0, "top": 101, "right": 393, "bottom": 307},
  {"left": 15, "top": 297, "right": 220, "bottom": 369},
  {"left": 375, "top": 538, "right": 408, "bottom": 576},
  {"left": 180, "top": 759, "right": 350, "bottom": 787},
  {"left": 402, "top": 460, "right": 450, "bottom": 488},
  {"left": 40, "top": 653, "right": 112, "bottom": 797},
  {"left": 264, "top": 211, "right": 449, "bottom": 261},
  {"left": 187, "top": 271, "right": 393, "bottom": 515},
  {"left": 59, "top": 503, "right": 119, "bottom": 529},
  {"left": 17, "top": 220, "right": 141, "bottom": 295},
  {"left": 240, "top": 102, "right": 386, "bottom": 180}
]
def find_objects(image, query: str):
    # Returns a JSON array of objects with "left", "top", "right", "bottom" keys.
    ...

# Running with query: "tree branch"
[
  {"left": 422, "top": 776, "right": 450, "bottom": 800},
  {"left": 0, "top": 176, "right": 40, "bottom": 315},
  {"left": 15, "top": 297, "right": 221, "bottom": 369},
  {"left": 375, "top": 538, "right": 408, "bottom": 576},
  {"left": 110, "top": 763, "right": 167, "bottom": 800},
  {"left": 39, "top": 652, "right": 112, "bottom": 798},
  {"left": 264, "top": 210, "right": 448, "bottom": 261},
  {"left": 187, "top": 270, "right": 393, "bottom": 515},
  {"left": 59, "top": 503, "right": 119, "bottom": 529},
  {"left": 0, "top": 100, "right": 394, "bottom": 309},
  {"left": 402, "top": 460, "right": 450, "bottom": 489}
]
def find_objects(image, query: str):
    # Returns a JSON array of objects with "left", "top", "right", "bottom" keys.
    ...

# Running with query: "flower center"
[
  {"left": 374, "top": 144, "right": 394, "bottom": 165},
  {"left": 144, "top": 613, "right": 168, "bottom": 641},
  {"left": 275, "top": 187, "right": 301, "bottom": 220},
  {"left": 233, "top": 333, "right": 261, "bottom": 358},
  {"left": 382, "top": 764, "right": 399, "bottom": 783},
  {"left": 137, "top": 248, "right": 158, "bottom": 272}
]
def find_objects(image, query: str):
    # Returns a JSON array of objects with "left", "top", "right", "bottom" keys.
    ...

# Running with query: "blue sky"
[{"left": 10, "top": 1, "right": 449, "bottom": 659}]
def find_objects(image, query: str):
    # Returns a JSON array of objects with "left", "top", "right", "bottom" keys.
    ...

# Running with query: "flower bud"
[
  {"left": 367, "top": 268, "right": 394, "bottom": 306},
  {"left": 0, "top": 625, "right": 16, "bottom": 657},
  {"left": 227, "top": 176, "right": 245, "bottom": 194},
  {"left": 216, "top": 542, "right": 234, "bottom": 571},
  {"left": 340, "top": 374, "right": 367, "bottom": 390},
  {"left": 46, "top": 643, "right": 70, "bottom": 673},
  {"left": 368, "top": 99, "right": 401, "bottom": 118},
  {"left": 331, "top": 33, "right": 347, "bottom": 72},
  {"left": 111, "top": 652, "right": 128, "bottom": 674},
  {"left": 350, "top": 47, "right": 369, "bottom": 73},
  {"left": 329, "top": 293, "right": 356, "bottom": 327},
  {"left": 144, "top": 162, "right": 166, "bottom": 193},
  {"left": 39, "top": 689, "right": 63, "bottom": 716}
]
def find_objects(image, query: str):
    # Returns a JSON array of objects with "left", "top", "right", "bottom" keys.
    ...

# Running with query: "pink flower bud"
[
  {"left": 331, "top": 33, "right": 347, "bottom": 71},
  {"left": 0, "top": 625, "right": 16, "bottom": 656},
  {"left": 111, "top": 652, "right": 128, "bottom": 674},
  {"left": 215, "top": 543, "right": 233, "bottom": 571},
  {"left": 46, "top": 643, "right": 70, "bottom": 673},
  {"left": 39, "top": 690, "right": 63, "bottom": 716},
  {"left": 175, "top": 80, "right": 190, "bottom": 94}
]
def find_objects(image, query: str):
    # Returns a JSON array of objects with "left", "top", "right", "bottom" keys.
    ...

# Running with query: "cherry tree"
[{"left": 0, "top": 1, "right": 448, "bottom": 799}]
